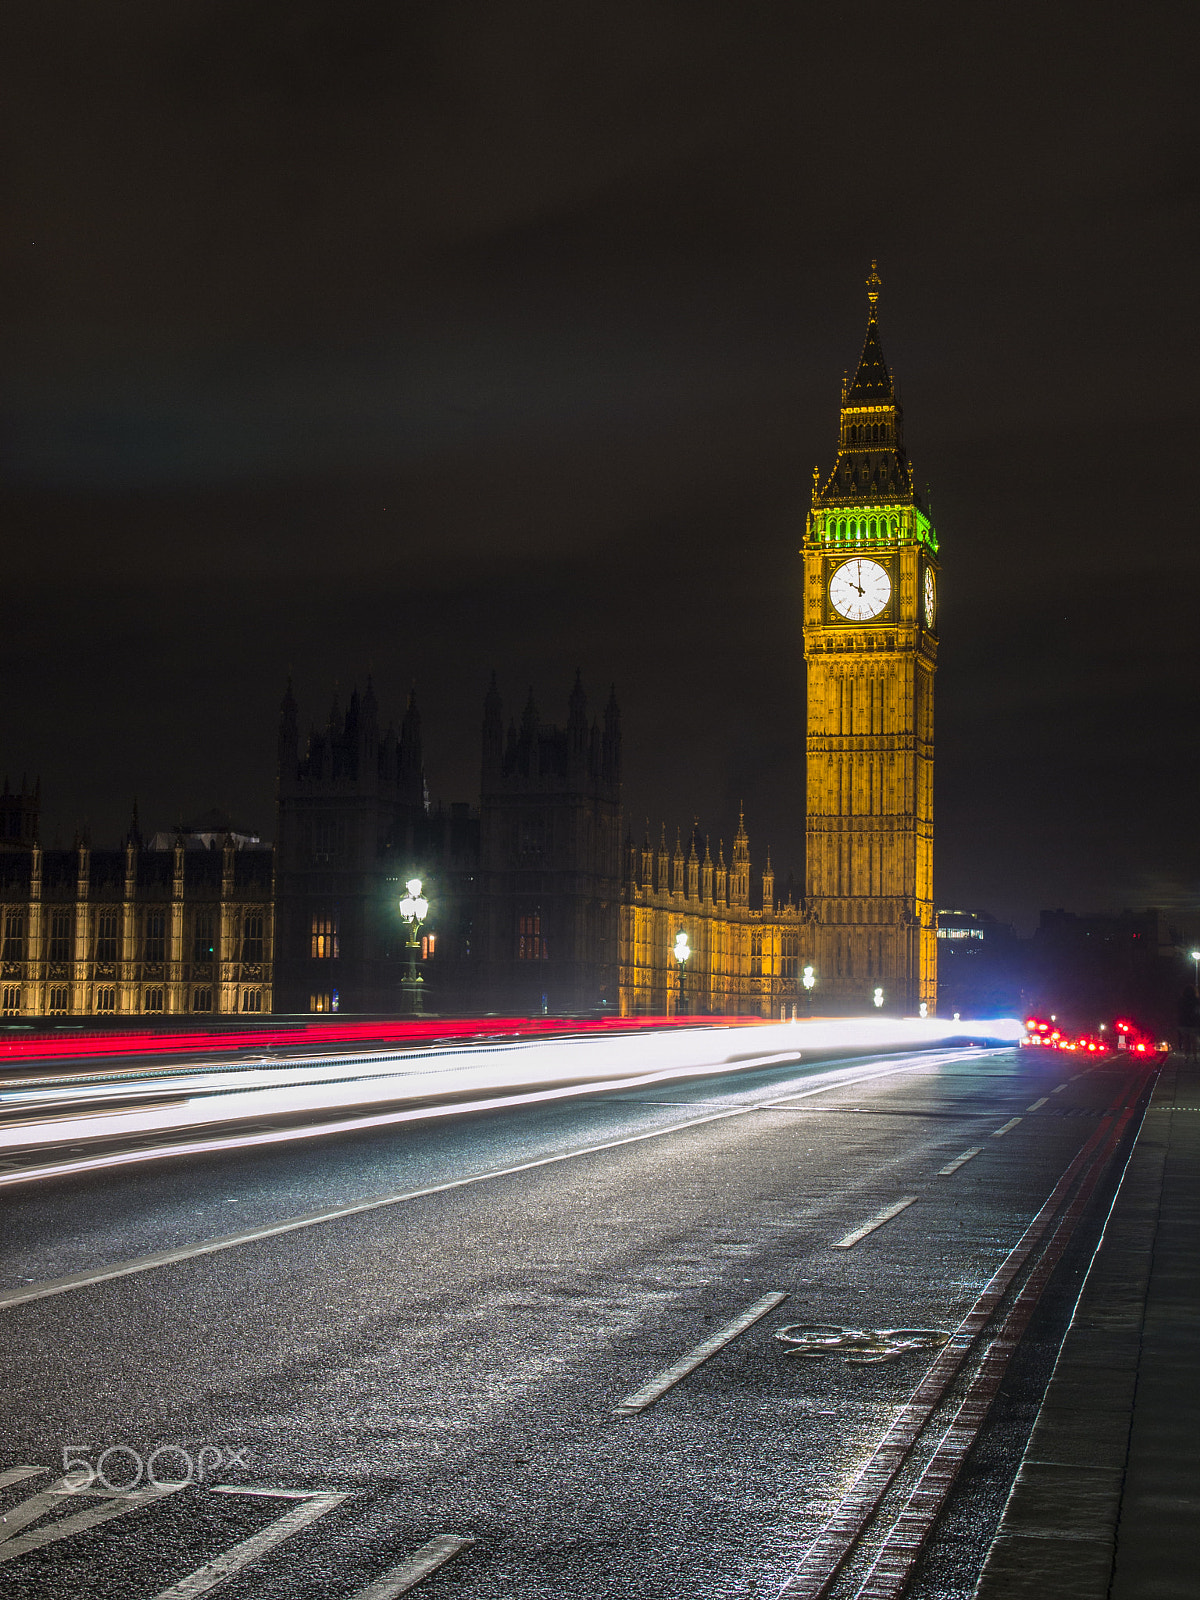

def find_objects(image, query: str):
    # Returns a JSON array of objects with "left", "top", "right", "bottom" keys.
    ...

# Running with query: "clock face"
[
  {"left": 924, "top": 567, "right": 936, "bottom": 627},
  {"left": 829, "top": 558, "right": 891, "bottom": 622}
]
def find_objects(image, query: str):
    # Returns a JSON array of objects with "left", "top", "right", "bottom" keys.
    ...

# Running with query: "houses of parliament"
[{"left": 0, "top": 269, "right": 939, "bottom": 1022}]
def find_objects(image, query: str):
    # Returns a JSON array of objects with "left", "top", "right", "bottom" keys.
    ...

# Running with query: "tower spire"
[
  {"left": 811, "top": 261, "right": 925, "bottom": 515},
  {"left": 866, "top": 258, "right": 882, "bottom": 320},
  {"left": 846, "top": 262, "right": 893, "bottom": 404}
]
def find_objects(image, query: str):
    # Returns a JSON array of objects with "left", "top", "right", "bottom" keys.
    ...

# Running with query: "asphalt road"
[{"left": 0, "top": 1042, "right": 1149, "bottom": 1599}]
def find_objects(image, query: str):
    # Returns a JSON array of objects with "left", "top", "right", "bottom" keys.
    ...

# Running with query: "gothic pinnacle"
[{"left": 866, "top": 258, "right": 882, "bottom": 318}]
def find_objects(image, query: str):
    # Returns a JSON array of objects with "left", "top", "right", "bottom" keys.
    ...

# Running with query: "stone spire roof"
[
  {"left": 846, "top": 263, "right": 894, "bottom": 402},
  {"left": 811, "top": 261, "right": 922, "bottom": 514}
]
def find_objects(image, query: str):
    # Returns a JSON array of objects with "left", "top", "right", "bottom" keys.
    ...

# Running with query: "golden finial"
[{"left": 866, "top": 259, "right": 882, "bottom": 317}]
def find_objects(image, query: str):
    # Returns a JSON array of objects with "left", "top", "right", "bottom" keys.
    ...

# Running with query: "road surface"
[{"left": 0, "top": 1038, "right": 1150, "bottom": 1598}]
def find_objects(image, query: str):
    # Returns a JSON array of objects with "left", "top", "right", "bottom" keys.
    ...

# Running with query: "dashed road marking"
[
  {"left": 347, "top": 1535, "right": 475, "bottom": 1598},
  {"left": 151, "top": 1488, "right": 349, "bottom": 1598},
  {"left": 832, "top": 1197, "right": 918, "bottom": 1249},
  {"left": 937, "top": 1147, "right": 983, "bottom": 1176},
  {"left": 1026, "top": 1097, "right": 1048, "bottom": 1111},
  {"left": 1051, "top": 1084, "right": 1067, "bottom": 1094},
  {"left": 991, "top": 1117, "right": 1022, "bottom": 1137},
  {"left": 615, "top": 1291, "right": 789, "bottom": 1415}
]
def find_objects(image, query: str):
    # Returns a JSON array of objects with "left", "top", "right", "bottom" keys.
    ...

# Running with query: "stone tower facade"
[
  {"left": 477, "top": 674, "right": 622, "bottom": 1012},
  {"left": 803, "top": 264, "right": 938, "bottom": 1013},
  {"left": 274, "top": 681, "right": 479, "bottom": 1014}
]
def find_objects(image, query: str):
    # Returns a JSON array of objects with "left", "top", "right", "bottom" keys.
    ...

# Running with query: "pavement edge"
[{"left": 973, "top": 1058, "right": 1189, "bottom": 1599}]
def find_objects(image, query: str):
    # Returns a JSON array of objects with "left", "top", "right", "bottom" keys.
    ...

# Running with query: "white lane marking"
[
  {"left": 0, "top": 1477, "right": 186, "bottom": 1563},
  {"left": 1026, "top": 1097, "right": 1048, "bottom": 1111},
  {"left": 347, "top": 1535, "right": 475, "bottom": 1598},
  {"left": 0, "top": 1059, "right": 937, "bottom": 1313},
  {"left": 832, "top": 1197, "right": 919, "bottom": 1249},
  {"left": 938, "top": 1147, "right": 983, "bottom": 1176},
  {"left": 615, "top": 1291, "right": 789, "bottom": 1416},
  {"left": 210, "top": 1484, "right": 317, "bottom": 1498},
  {"left": 151, "top": 1490, "right": 349, "bottom": 1599},
  {"left": 0, "top": 1465, "right": 46, "bottom": 1488},
  {"left": 1051, "top": 1084, "right": 1067, "bottom": 1094},
  {"left": 992, "top": 1117, "right": 1023, "bottom": 1137}
]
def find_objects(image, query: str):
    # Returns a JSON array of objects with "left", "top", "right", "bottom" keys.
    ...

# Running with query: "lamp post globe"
[
  {"left": 801, "top": 963, "right": 815, "bottom": 1017},
  {"left": 673, "top": 930, "right": 691, "bottom": 1017},
  {"left": 399, "top": 876, "right": 429, "bottom": 1014},
  {"left": 873, "top": 986, "right": 885, "bottom": 1010}
]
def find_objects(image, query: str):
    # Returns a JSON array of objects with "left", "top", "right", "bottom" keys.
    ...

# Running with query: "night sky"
[{"left": 1, "top": 2, "right": 1196, "bottom": 933}]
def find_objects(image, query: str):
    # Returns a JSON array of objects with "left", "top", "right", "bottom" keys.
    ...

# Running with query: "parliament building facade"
[{"left": 0, "top": 268, "right": 938, "bottom": 1022}]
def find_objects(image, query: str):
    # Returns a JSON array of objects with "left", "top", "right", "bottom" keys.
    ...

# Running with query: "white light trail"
[{"left": 0, "top": 1016, "right": 1022, "bottom": 1178}]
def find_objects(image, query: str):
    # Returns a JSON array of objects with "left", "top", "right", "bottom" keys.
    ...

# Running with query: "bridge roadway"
[{"left": 0, "top": 1039, "right": 1152, "bottom": 1599}]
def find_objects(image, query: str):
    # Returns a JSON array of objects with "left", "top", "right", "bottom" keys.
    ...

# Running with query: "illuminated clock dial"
[
  {"left": 924, "top": 567, "right": 936, "bottom": 627},
  {"left": 829, "top": 558, "right": 891, "bottom": 621}
]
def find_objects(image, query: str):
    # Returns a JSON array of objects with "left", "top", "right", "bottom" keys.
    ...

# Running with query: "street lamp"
[
  {"left": 1190, "top": 949, "right": 1200, "bottom": 990},
  {"left": 673, "top": 930, "right": 691, "bottom": 1017},
  {"left": 802, "top": 963, "right": 815, "bottom": 1016},
  {"left": 873, "top": 986, "right": 884, "bottom": 1009},
  {"left": 399, "top": 876, "right": 429, "bottom": 1014}
]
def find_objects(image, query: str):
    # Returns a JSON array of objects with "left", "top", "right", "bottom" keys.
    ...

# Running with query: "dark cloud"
[{"left": 0, "top": 0, "right": 1196, "bottom": 930}]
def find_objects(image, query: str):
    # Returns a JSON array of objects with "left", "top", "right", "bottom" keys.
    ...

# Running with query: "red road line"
[{"left": 773, "top": 1078, "right": 1146, "bottom": 1600}]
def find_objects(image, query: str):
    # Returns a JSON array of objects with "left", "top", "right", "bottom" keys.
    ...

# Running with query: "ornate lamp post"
[
  {"left": 801, "top": 963, "right": 815, "bottom": 1016},
  {"left": 873, "top": 985, "right": 885, "bottom": 1010},
  {"left": 399, "top": 876, "right": 429, "bottom": 1014},
  {"left": 673, "top": 929, "right": 691, "bottom": 1017}
]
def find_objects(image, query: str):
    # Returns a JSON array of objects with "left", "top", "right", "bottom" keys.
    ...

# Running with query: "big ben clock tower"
[{"left": 803, "top": 263, "right": 938, "bottom": 1013}]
